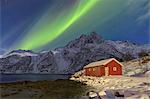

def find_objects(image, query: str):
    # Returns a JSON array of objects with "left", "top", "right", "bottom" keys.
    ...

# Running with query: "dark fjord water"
[
  {"left": 0, "top": 74, "right": 71, "bottom": 83},
  {"left": 0, "top": 74, "right": 90, "bottom": 98}
]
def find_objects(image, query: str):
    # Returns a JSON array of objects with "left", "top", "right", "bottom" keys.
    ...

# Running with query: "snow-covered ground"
[
  {"left": 70, "top": 76, "right": 150, "bottom": 99},
  {"left": 70, "top": 57, "right": 150, "bottom": 98}
]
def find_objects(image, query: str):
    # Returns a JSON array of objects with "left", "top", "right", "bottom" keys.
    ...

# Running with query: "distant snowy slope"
[{"left": 2, "top": 50, "right": 38, "bottom": 58}]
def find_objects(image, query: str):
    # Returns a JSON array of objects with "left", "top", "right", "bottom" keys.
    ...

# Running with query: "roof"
[{"left": 84, "top": 58, "right": 123, "bottom": 69}]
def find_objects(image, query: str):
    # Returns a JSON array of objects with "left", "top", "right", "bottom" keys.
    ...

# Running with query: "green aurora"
[
  {"left": 1, "top": 0, "right": 149, "bottom": 53},
  {"left": 18, "top": 0, "right": 99, "bottom": 50}
]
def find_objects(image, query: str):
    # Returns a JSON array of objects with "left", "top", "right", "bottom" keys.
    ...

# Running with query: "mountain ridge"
[{"left": 0, "top": 32, "right": 150, "bottom": 74}]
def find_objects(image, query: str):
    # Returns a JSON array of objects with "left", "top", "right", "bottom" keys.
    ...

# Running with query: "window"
[
  {"left": 93, "top": 68, "right": 95, "bottom": 71},
  {"left": 113, "top": 67, "right": 117, "bottom": 71},
  {"left": 89, "top": 68, "right": 91, "bottom": 71}
]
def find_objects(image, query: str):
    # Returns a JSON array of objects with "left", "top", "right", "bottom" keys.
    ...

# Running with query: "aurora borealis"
[
  {"left": 18, "top": 0, "right": 99, "bottom": 50},
  {"left": 0, "top": 0, "right": 149, "bottom": 53}
]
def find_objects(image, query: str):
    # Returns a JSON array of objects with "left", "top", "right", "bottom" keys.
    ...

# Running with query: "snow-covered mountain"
[{"left": 0, "top": 32, "right": 150, "bottom": 74}]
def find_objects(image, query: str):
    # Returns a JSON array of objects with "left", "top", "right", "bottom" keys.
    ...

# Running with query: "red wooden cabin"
[{"left": 84, "top": 58, "right": 122, "bottom": 77}]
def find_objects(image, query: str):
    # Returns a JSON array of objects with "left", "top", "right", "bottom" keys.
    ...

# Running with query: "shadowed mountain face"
[{"left": 0, "top": 33, "right": 150, "bottom": 74}]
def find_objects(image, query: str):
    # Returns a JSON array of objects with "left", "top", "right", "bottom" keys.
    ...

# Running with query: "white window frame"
[{"left": 113, "top": 67, "right": 117, "bottom": 71}]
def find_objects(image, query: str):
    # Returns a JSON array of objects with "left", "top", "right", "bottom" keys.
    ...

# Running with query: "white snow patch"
[
  {"left": 40, "top": 51, "right": 49, "bottom": 53},
  {"left": 51, "top": 50, "right": 60, "bottom": 55},
  {"left": 3, "top": 52, "right": 38, "bottom": 58}
]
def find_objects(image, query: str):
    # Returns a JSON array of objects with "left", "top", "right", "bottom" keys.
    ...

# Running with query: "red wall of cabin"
[
  {"left": 85, "top": 60, "right": 122, "bottom": 76},
  {"left": 97, "top": 66, "right": 105, "bottom": 76},
  {"left": 85, "top": 66, "right": 105, "bottom": 77},
  {"left": 105, "top": 60, "right": 122, "bottom": 75}
]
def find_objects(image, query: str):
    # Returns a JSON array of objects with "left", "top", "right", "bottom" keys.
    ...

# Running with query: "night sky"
[{"left": 0, "top": 0, "right": 149, "bottom": 53}]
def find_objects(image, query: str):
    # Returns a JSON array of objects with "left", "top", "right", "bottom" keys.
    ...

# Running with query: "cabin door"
[{"left": 105, "top": 67, "right": 109, "bottom": 76}]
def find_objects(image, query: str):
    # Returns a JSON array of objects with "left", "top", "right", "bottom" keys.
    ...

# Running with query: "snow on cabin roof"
[{"left": 84, "top": 58, "right": 123, "bottom": 69}]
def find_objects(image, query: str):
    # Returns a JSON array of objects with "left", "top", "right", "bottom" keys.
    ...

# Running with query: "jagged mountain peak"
[
  {"left": 79, "top": 32, "right": 102, "bottom": 40},
  {"left": 78, "top": 32, "right": 103, "bottom": 43},
  {"left": 66, "top": 32, "right": 103, "bottom": 48}
]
